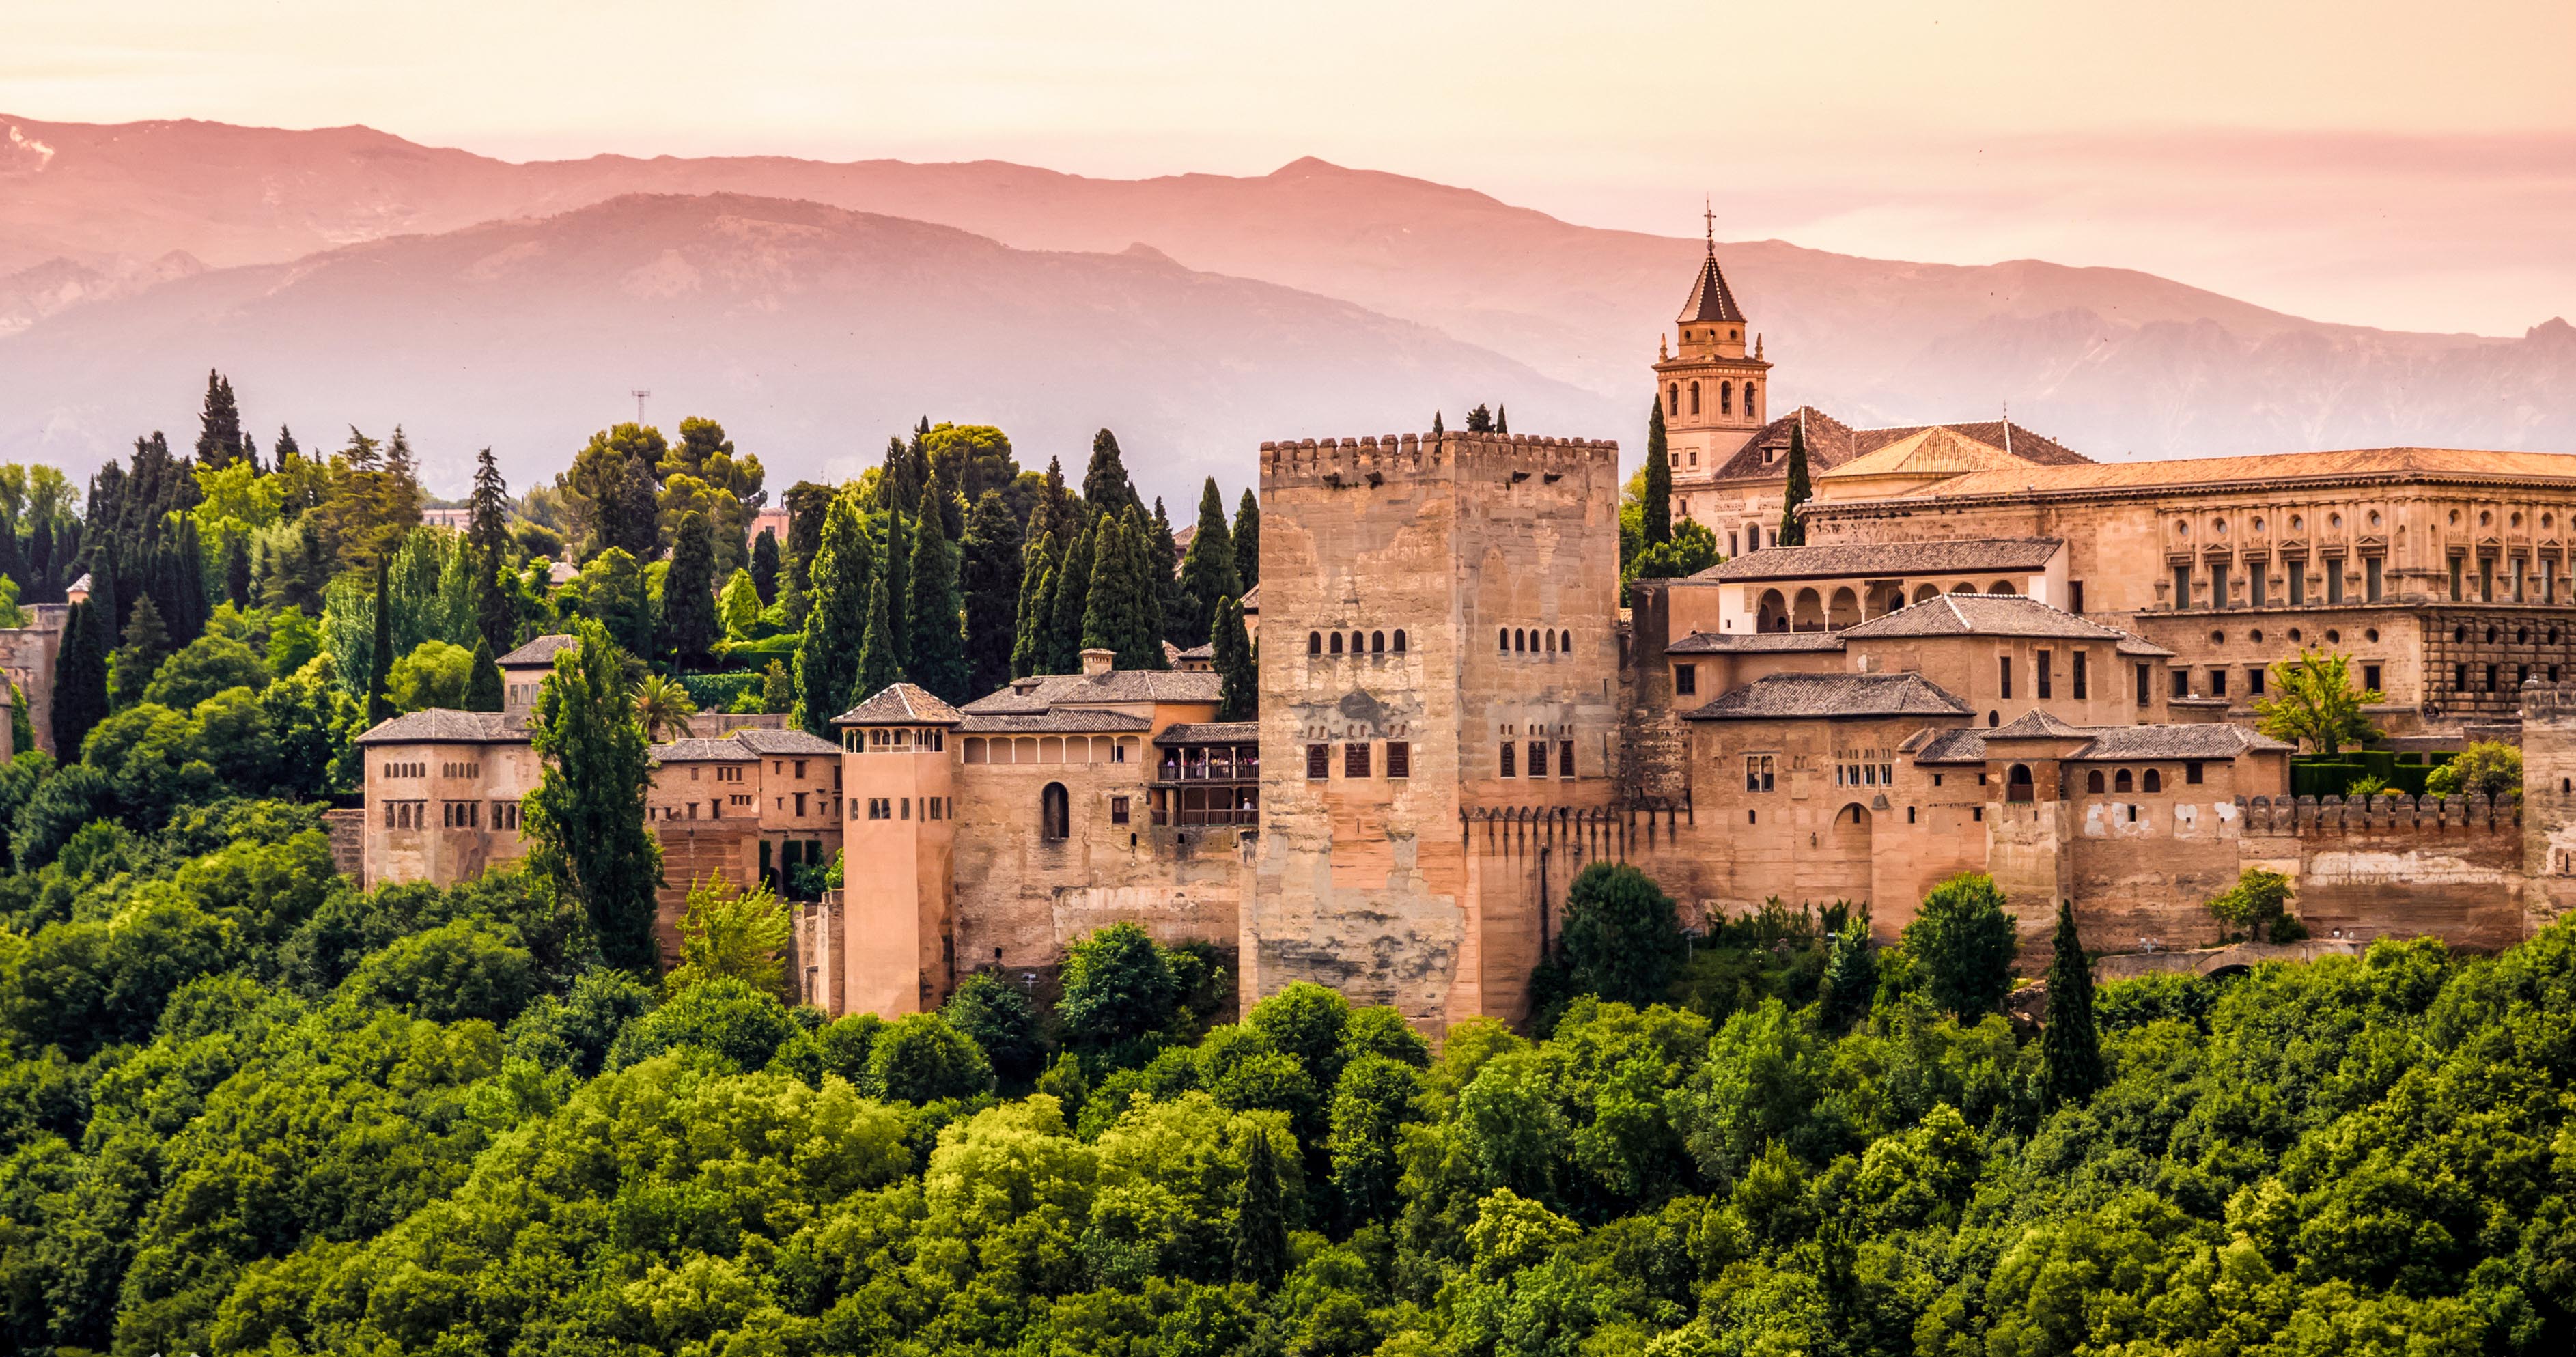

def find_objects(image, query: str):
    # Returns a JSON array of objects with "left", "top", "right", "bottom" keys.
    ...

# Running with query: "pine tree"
[
  {"left": 1464, "top": 404, "right": 1494, "bottom": 433},
  {"left": 793, "top": 494, "right": 871, "bottom": 736},
  {"left": 1643, "top": 400, "right": 1673, "bottom": 547},
  {"left": 661, "top": 511, "right": 718, "bottom": 664},
  {"left": 1082, "top": 429, "right": 1138, "bottom": 520},
  {"left": 1046, "top": 524, "right": 1095, "bottom": 676},
  {"left": 223, "top": 533, "right": 252, "bottom": 609},
  {"left": 612, "top": 452, "right": 662, "bottom": 560},
  {"left": 856, "top": 563, "right": 904, "bottom": 701},
  {"left": 1233, "top": 488, "right": 1260, "bottom": 593},
  {"left": 464, "top": 637, "right": 505, "bottom": 712},
  {"left": 880, "top": 508, "right": 912, "bottom": 670},
  {"left": 195, "top": 369, "right": 246, "bottom": 471},
  {"left": 2041, "top": 899, "right": 2105, "bottom": 1108},
  {"left": 751, "top": 528, "right": 781, "bottom": 604},
  {"left": 1776, "top": 423, "right": 1812, "bottom": 548},
  {"left": 906, "top": 482, "right": 969, "bottom": 703},
  {"left": 1149, "top": 496, "right": 1185, "bottom": 646},
  {"left": 1177, "top": 479, "right": 1240, "bottom": 648},
  {"left": 523, "top": 619, "right": 664, "bottom": 973},
  {"left": 366, "top": 556, "right": 395, "bottom": 723},
  {"left": 961, "top": 490, "right": 1024, "bottom": 699},
  {"left": 1212, "top": 596, "right": 1256, "bottom": 721},
  {"left": 50, "top": 600, "right": 107, "bottom": 755},
  {"left": 469, "top": 447, "right": 512, "bottom": 655},
  {"left": 111, "top": 596, "right": 171, "bottom": 708},
  {"left": 1231, "top": 1129, "right": 1289, "bottom": 1288}
]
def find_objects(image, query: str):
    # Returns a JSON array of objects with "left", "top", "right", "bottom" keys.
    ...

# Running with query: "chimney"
[{"left": 1080, "top": 647, "right": 1117, "bottom": 677}]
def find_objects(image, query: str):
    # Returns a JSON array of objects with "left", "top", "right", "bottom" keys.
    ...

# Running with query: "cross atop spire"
[{"left": 1704, "top": 197, "right": 1716, "bottom": 255}]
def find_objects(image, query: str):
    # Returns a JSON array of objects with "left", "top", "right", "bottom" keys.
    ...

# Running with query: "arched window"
[
  {"left": 1987, "top": 711, "right": 2000, "bottom": 727},
  {"left": 2114, "top": 769, "right": 2133, "bottom": 792},
  {"left": 2086, "top": 770, "right": 2105, "bottom": 794},
  {"left": 1499, "top": 628, "right": 1509, "bottom": 652},
  {"left": 1720, "top": 381, "right": 1733, "bottom": 415},
  {"left": 1544, "top": 630, "right": 1556, "bottom": 653},
  {"left": 1350, "top": 631, "right": 1364, "bottom": 654},
  {"left": 1371, "top": 630, "right": 1385, "bottom": 654},
  {"left": 1041, "top": 783, "right": 1069, "bottom": 840},
  {"left": 1560, "top": 630, "right": 1572, "bottom": 652},
  {"left": 1308, "top": 631, "right": 1322, "bottom": 655},
  {"left": 1668, "top": 383, "right": 1679, "bottom": 415},
  {"left": 2007, "top": 764, "right": 2034, "bottom": 803},
  {"left": 1392, "top": 630, "right": 1408, "bottom": 653},
  {"left": 1330, "top": 632, "right": 1344, "bottom": 655},
  {"left": 1513, "top": 629, "right": 1526, "bottom": 652},
  {"left": 1689, "top": 381, "right": 1700, "bottom": 415},
  {"left": 1744, "top": 382, "right": 1756, "bottom": 417},
  {"left": 2143, "top": 769, "right": 2163, "bottom": 793}
]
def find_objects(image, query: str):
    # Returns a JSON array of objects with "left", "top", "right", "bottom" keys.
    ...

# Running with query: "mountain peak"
[{"left": 1270, "top": 156, "right": 1347, "bottom": 178}]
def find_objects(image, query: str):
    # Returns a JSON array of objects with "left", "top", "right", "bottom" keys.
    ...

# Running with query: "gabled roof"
[
  {"left": 731, "top": 728, "right": 844, "bottom": 756},
  {"left": 1663, "top": 630, "right": 1847, "bottom": 655},
  {"left": 1686, "top": 672, "right": 1972, "bottom": 721},
  {"left": 496, "top": 634, "right": 578, "bottom": 667},
  {"left": 355, "top": 708, "right": 525, "bottom": 745},
  {"left": 1852, "top": 420, "right": 2090, "bottom": 468},
  {"left": 1839, "top": 593, "right": 2141, "bottom": 643},
  {"left": 1904, "top": 727, "right": 1991, "bottom": 764},
  {"left": 958, "top": 710, "right": 1156, "bottom": 734},
  {"left": 1987, "top": 708, "right": 2090, "bottom": 740},
  {"left": 1704, "top": 408, "right": 2090, "bottom": 486},
  {"left": 2071, "top": 725, "right": 2295, "bottom": 760},
  {"left": 649, "top": 737, "right": 758, "bottom": 763},
  {"left": 1822, "top": 427, "right": 2041, "bottom": 482},
  {"left": 1156, "top": 721, "right": 1260, "bottom": 745},
  {"left": 1685, "top": 537, "right": 2062, "bottom": 584},
  {"left": 1240, "top": 584, "right": 1260, "bottom": 614},
  {"left": 1678, "top": 249, "right": 1748, "bottom": 325},
  {"left": 962, "top": 669, "right": 1224, "bottom": 715},
  {"left": 835, "top": 682, "right": 964, "bottom": 727}
]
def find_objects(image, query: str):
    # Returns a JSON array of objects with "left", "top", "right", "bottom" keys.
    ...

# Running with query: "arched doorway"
[{"left": 1792, "top": 588, "right": 1825, "bottom": 632}]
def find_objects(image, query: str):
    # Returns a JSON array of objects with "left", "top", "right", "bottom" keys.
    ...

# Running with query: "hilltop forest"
[{"left": 0, "top": 378, "right": 2566, "bottom": 1355}]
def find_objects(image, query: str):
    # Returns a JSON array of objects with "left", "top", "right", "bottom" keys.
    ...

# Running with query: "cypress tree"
[
  {"left": 612, "top": 453, "right": 662, "bottom": 561},
  {"left": 751, "top": 528, "right": 781, "bottom": 604},
  {"left": 906, "top": 481, "right": 968, "bottom": 703},
  {"left": 464, "top": 637, "right": 505, "bottom": 712},
  {"left": 112, "top": 596, "right": 171, "bottom": 708},
  {"left": 1231, "top": 1130, "right": 1289, "bottom": 1288},
  {"left": 780, "top": 481, "right": 833, "bottom": 627},
  {"left": 1080, "top": 514, "right": 1140, "bottom": 667},
  {"left": 223, "top": 533, "right": 252, "bottom": 609},
  {"left": 50, "top": 600, "right": 107, "bottom": 755},
  {"left": 1177, "top": 478, "right": 1240, "bottom": 648},
  {"left": 1643, "top": 400, "right": 1673, "bottom": 547},
  {"left": 1212, "top": 596, "right": 1256, "bottom": 722},
  {"left": 522, "top": 619, "right": 664, "bottom": 972},
  {"left": 961, "top": 490, "right": 1023, "bottom": 699},
  {"left": 27, "top": 518, "right": 53, "bottom": 603},
  {"left": 0, "top": 523, "right": 25, "bottom": 602},
  {"left": 793, "top": 494, "right": 871, "bottom": 736},
  {"left": 1233, "top": 488, "right": 1260, "bottom": 593},
  {"left": 1011, "top": 552, "right": 1056, "bottom": 682},
  {"left": 1046, "top": 524, "right": 1095, "bottom": 676},
  {"left": 881, "top": 436, "right": 925, "bottom": 516},
  {"left": 1149, "top": 496, "right": 1185, "bottom": 645},
  {"left": 366, "top": 557, "right": 394, "bottom": 723},
  {"left": 1033, "top": 455, "right": 1072, "bottom": 547},
  {"left": 856, "top": 563, "right": 903, "bottom": 701},
  {"left": 661, "top": 511, "right": 718, "bottom": 664},
  {"left": 1082, "top": 429, "right": 1138, "bottom": 520},
  {"left": 1777, "top": 423, "right": 1812, "bottom": 547},
  {"left": 2041, "top": 900, "right": 2105, "bottom": 1108},
  {"left": 1431, "top": 410, "right": 1444, "bottom": 436},
  {"left": 195, "top": 369, "right": 246, "bottom": 470},
  {"left": 1496, "top": 403, "right": 1509, "bottom": 435}
]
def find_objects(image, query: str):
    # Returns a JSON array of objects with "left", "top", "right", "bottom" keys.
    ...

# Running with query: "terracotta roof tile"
[
  {"left": 1840, "top": 593, "right": 2143, "bottom": 643},
  {"left": 957, "top": 710, "right": 1156, "bottom": 734},
  {"left": 2073, "top": 725, "right": 2295, "bottom": 759},
  {"left": 962, "top": 669, "right": 1223, "bottom": 714},
  {"left": 1685, "top": 537, "right": 2063, "bottom": 584},
  {"left": 1662, "top": 630, "right": 1847, "bottom": 654},
  {"left": 1825, "top": 446, "right": 2576, "bottom": 505},
  {"left": 835, "top": 683, "right": 964, "bottom": 726},
  {"left": 1155, "top": 721, "right": 1261, "bottom": 745},
  {"left": 730, "top": 728, "right": 844, "bottom": 756},
  {"left": 650, "top": 737, "right": 758, "bottom": 763},
  {"left": 355, "top": 708, "right": 526, "bottom": 745},
  {"left": 1987, "top": 709, "right": 2090, "bottom": 739},
  {"left": 1686, "top": 672, "right": 1971, "bottom": 721},
  {"left": 496, "top": 634, "right": 579, "bottom": 667}
]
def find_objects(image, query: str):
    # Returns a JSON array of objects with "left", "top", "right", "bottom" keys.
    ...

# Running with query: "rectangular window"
[
  {"left": 1999, "top": 656, "right": 2013, "bottom": 699},
  {"left": 2519, "top": 663, "right": 2532, "bottom": 686},
  {"left": 1386, "top": 741, "right": 1411, "bottom": 779},
  {"left": 1528, "top": 741, "right": 1548, "bottom": 779},
  {"left": 2136, "top": 662, "right": 2151, "bottom": 705},
  {"left": 2248, "top": 666, "right": 2265, "bottom": 697},
  {"left": 1500, "top": 742, "right": 1516, "bottom": 778},
  {"left": 1110, "top": 796, "right": 1130, "bottom": 826},
  {"left": 2036, "top": 649, "right": 2053, "bottom": 699},
  {"left": 1558, "top": 740, "right": 1576, "bottom": 778},
  {"left": 2187, "top": 761, "right": 2205, "bottom": 785},
  {"left": 2486, "top": 663, "right": 2500, "bottom": 693},
  {"left": 2481, "top": 557, "right": 2495, "bottom": 603},
  {"left": 899, "top": 796, "right": 910, "bottom": 820},
  {"left": 1346, "top": 742, "right": 1372, "bottom": 778},
  {"left": 2209, "top": 668, "right": 2227, "bottom": 697},
  {"left": 2288, "top": 558, "right": 2306, "bottom": 606},
  {"left": 2211, "top": 561, "right": 2230, "bottom": 609},
  {"left": 2549, "top": 557, "right": 2562, "bottom": 604},
  {"left": 2366, "top": 556, "right": 2384, "bottom": 602},
  {"left": 1674, "top": 664, "right": 1697, "bottom": 696},
  {"left": 2073, "top": 649, "right": 2089, "bottom": 700},
  {"left": 2172, "top": 563, "right": 2192, "bottom": 609},
  {"left": 2069, "top": 580, "right": 2084, "bottom": 615},
  {"left": 2250, "top": 562, "right": 2267, "bottom": 608},
  {"left": 2450, "top": 556, "right": 2464, "bottom": 601},
  {"left": 2456, "top": 662, "right": 2469, "bottom": 691},
  {"left": 2327, "top": 558, "right": 2345, "bottom": 604},
  {"left": 1745, "top": 754, "right": 1774, "bottom": 792},
  {"left": 1306, "top": 744, "right": 1330, "bottom": 779},
  {"left": 2172, "top": 668, "right": 2189, "bottom": 699},
  {"left": 2515, "top": 556, "right": 2529, "bottom": 602},
  {"left": 2363, "top": 662, "right": 2382, "bottom": 693}
]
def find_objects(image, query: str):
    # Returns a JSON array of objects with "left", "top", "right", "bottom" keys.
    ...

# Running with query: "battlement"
[
  {"left": 1260, "top": 432, "right": 1619, "bottom": 489},
  {"left": 2238, "top": 793, "right": 2521, "bottom": 836},
  {"left": 2524, "top": 680, "right": 2576, "bottom": 722}
]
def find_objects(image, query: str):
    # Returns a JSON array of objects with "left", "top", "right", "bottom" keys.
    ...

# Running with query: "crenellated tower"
[{"left": 1652, "top": 210, "right": 1772, "bottom": 479}]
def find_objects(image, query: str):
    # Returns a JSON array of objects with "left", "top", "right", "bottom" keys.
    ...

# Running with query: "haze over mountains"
[{"left": 3, "top": 113, "right": 2570, "bottom": 500}]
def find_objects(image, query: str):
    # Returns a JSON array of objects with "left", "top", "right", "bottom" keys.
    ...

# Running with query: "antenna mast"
[{"left": 631, "top": 389, "right": 652, "bottom": 425}]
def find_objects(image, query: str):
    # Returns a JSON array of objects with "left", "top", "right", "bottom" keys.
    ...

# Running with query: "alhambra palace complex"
[{"left": 340, "top": 240, "right": 2576, "bottom": 1035}]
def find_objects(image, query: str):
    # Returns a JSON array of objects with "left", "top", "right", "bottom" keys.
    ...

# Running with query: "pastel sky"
[{"left": 7, "top": 0, "right": 2572, "bottom": 335}]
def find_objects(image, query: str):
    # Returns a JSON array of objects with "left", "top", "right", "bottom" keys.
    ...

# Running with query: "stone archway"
[
  {"left": 1792, "top": 588, "right": 1826, "bottom": 632},
  {"left": 1756, "top": 589, "right": 1790, "bottom": 632},
  {"left": 1828, "top": 587, "right": 1862, "bottom": 630}
]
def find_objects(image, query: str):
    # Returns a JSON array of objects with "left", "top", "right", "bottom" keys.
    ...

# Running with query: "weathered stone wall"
[
  {"left": 0, "top": 626, "right": 59, "bottom": 757},
  {"left": 360, "top": 740, "right": 542, "bottom": 889}
]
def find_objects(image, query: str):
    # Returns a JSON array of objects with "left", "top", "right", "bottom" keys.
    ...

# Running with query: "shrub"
[
  {"left": 2425, "top": 740, "right": 2521, "bottom": 800},
  {"left": 2206, "top": 866, "right": 2307, "bottom": 943},
  {"left": 1901, "top": 873, "right": 2018, "bottom": 1018}
]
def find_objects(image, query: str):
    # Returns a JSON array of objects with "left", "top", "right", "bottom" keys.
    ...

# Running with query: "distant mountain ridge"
[{"left": 1, "top": 112, "right": 2568, "bottom": 490}]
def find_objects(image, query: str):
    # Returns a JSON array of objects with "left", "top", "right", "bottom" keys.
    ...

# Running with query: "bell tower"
[{"left": 1652, "top": 208, "right": 1773, "bottom": 484}]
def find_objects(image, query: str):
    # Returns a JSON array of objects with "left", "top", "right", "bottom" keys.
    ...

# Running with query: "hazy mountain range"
[{"left": 3, "top": 113, "right": 2570, "bottom": 501}]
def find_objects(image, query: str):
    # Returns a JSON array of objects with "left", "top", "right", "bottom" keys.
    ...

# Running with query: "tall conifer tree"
[
  {"left": 856, "top": 565, "right": 904, "bottom": 701},
  {"left": 1149, "top": 496, "right": 1185, "bottom": 645},
  {"left": 1231, "top": 1130, "right": 1289, "bottom": 1288},
  {"left": 113, "top": 596, "right": 171, "bottom": 708},
  {"left": 961, "top": 490, "right": 1024, "bottom": 699},
  {"left": 1212, "top": 596, "right": 1256, "bottom": 722},
  {"left": 366, "top": 557, "right": 395, "bottom": 723},
  {"left": 751, "top": 529, "right": 781, "bottom": 604},
  {"left": 464, "top": 637, "right": 505, "bottom": 712},
  {"left": 661, "top": 511, "right": 718, "bottom": 664},
  {"left": 1011, "top": 547, "right": 1056, "bottom": 681},
  {"left": 1177, "top": 478, "right": 1240, "bottom": 647},
  {"left": 468, "top": 447, "right": 514, "bottom": 651},
  {"left": 50, "top": 600, "right": 107, "bottom": 755},
  {"left": 1046, "top": 524, "right": 1095, "bottom": 677},
  {"left": 195, "top": 369, "right": 247, "bottom": 471},
  {"left": 1233, "top": 488, "right": 1260, "bottom": 593},
  {"left": 906, "top": 484, "right": 968, "bottom": 703},
  {"left": 1776, "top": 423, "right": 1812, "bottom": 547},
  {"left": 1082, "top": 429, "right": 1138, "bottom": 520},
  {"left": 1643, "top": 400, "right": 1672, "bottom": 547},
  {"left": 2042, "top": 900, "right": 2105, "bottom": 1107},
  {"left": 223, "top": 533, "right": 252, "bottom": 609},
  {"left": 880, "top": 508, "right": 911, "bottom": 670},
  {"left": 793, "top": 494, "right": 871, "bottom": 736},
  {"left": 523, "top": 619, "right": 664, "bottom": 972}
]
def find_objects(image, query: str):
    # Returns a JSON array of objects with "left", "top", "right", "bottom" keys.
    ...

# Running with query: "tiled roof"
[
  {"left": 1663, "top": 630, "right": 1847, "bottom": 654},
  {"left": 1703, "top": 408, "right": 2090, "bottom": 487},
  {"left": 1677, "top": 249, "right": 1748, "bottom": 324},
  {"left": 356, "top": 708, "right": 526, "bottom": 745},
  {"left": 496, "top": 634, "right": 578, "bottom": 667},
  {"left": 650, "top": 737, "right": 758, "bottom": 763},
  {"left": 731, "top": 728, "right": 844, "bottom": 756},
  {"left": 1240, "top": 584, "right": 1260, "bottom": 613},
  {"left": 962, "top": 669, "right": 1224, "bottom": 715},
  {"left": 1156, "top": 721, "right": 1259, "bottom": 745},
  {"left": 1840, "top": 593, "right": 2142, "bottom": 643},
  {"left": 1987, "top": 709, "right": 2090, "bottom": 740},
  {"left": 1177, "top": 643, "right": 1216, "bottom": 661},
  {"left": 1687, "top": 672, "right": 1971, "bottom": 721},
  {"left": 958, "top": 710, "right": 1156, "bottom": 734},
  {"left": 2116, "top": 636, "right": 2179, "bottom": 658},
  {"left": 1822, "top": 427, "right": 2050, "bottom": 482},
  {"left": 1685, "top": 537, "right": 2062, "bottom": 584},
  {"left": 1851, "top": 420, "right": 2090, "bottom": 468},
  {"left": 835, "top": 683, "right": 964, "bottom": 726},
  {"left": 1905, "top": 728, "right": 1990, "bottom": 764},
  {"left": 2071, "top": 725, "right": 2296, "bottom": 760},
  {"left": 1825, "top": 446, "right": 2576, "bottom": 504}
]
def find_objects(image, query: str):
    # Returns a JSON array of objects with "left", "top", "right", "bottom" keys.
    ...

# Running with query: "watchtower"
[
  {"left": 1249, "top": 430, "right": 1622, "bottom": 1035},
  {"left": 1653, "top": 212, "right": 1772, "bottom": 477}
]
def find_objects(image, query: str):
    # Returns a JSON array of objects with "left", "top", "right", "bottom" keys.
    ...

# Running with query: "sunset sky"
[{"left": 7, "top": 0, "right": 2571, "bottom": 337}]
